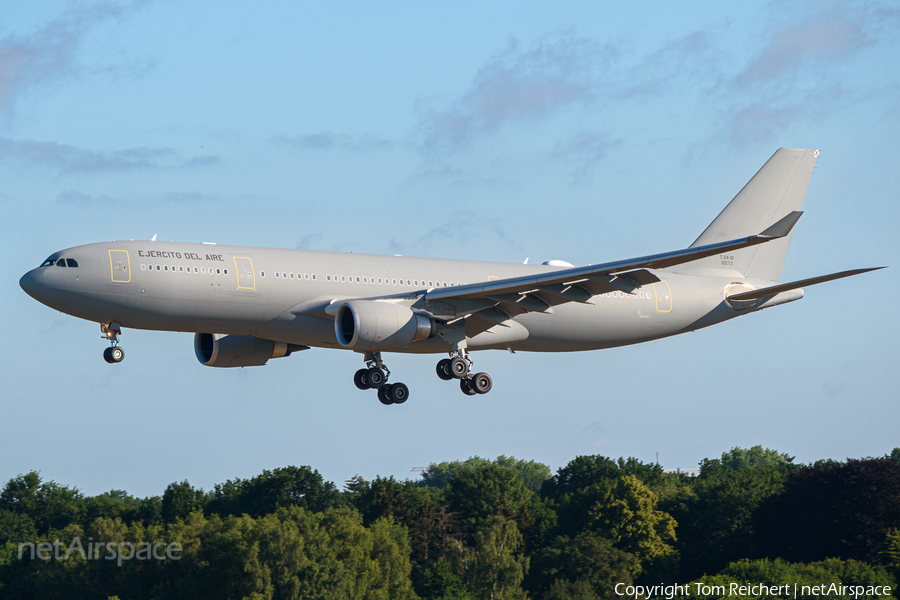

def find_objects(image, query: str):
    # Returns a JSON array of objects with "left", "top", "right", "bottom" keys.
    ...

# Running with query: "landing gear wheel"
[
  {"left": 436, "top": 359, "right": 453, "bottom": 381},
  {"left": 460, "top": 378, "right": 477, "bottom": 396},
  {"left": 103, "top": 347, "right": 114, "bottom": 364},
  {"left": 378, "top": 385, "right": 394, "bottom": 405},
  {"left": 472, "top": 372, "right": 492, "bottom": 394},
  {"left": 365, "top": 367, "right": 386, "bottom": 389},
  {"left": 389, "top": 382, "right": 409, "bottom": 404},
  {"left": 110, "top": 346, "right": 125, "bottom": 363},
  {"left": 354, "top": 369, "right": 370, "bottom": 390},
  {"left": 449, "top": 357, "right": 469, "bottom": 379}
]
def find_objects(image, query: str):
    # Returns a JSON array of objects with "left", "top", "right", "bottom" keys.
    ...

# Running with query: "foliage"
[
  {"left": 2, "top": 450, "right": 899, "bottom": 599},
  {"left": 754, "top": 457, "right": 900, "bottom": 563},
  {"left": 540, "top": 456, "right": 666, "bottom": 502},
  {"left": 528, "top": 531, "right": 639, "bottom": 598},
  {"left": 667, "top": 465, "right": 786, "bottom": 579},
  {"left": 420, "top": 456, "right": 551, "bottom": 493},
  {"left": 205, "top": 465, "right": 343, "bottom": 518},
  {"left": 446, "top": 516, "right": 528, "bottom": 600},
  {"left": 714, "top": 446, "right": 796, "bottom": 473},
  {"left": 0, "top": 472, "right": 85, "bottom": 535},
  {"left": 686, "top": 557, "right": 896, "bottom": 600}
]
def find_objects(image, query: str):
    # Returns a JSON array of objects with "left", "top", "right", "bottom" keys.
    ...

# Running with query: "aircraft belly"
[{"left": 510, "top": 274, "right": 728, "bottom": 352}]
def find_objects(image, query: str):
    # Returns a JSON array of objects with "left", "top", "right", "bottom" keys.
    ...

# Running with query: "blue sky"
[{"left": 2, "top": 0, "right": 898, "bottom": 497}]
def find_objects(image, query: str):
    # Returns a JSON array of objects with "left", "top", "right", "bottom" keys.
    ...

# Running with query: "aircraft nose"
[{"left": 19, "top": 269, "right": 41, "bottom": 300}]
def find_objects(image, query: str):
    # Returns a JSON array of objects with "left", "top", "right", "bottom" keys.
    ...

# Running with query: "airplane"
[{"left": 19, "top": 148, "right": 882, "bottom": 405}]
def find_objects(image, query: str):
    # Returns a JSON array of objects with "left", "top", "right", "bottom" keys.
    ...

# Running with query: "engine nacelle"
[
  {"left": 334, "top": 301, "right": 436, "bottom": 350},
  {"left": 194, "top": 333, "right": 291, "bottom": 367}
]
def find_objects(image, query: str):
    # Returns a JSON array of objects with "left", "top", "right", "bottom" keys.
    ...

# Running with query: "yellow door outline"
[
  {"left": 233, "top": 257, "right": 256, "bottom": 289},
  {"left": 108, "top": 250, "right": 131, "bottom": 283},
  {"left": 653, "top": 281, "right": 672, "bottom": 313}
]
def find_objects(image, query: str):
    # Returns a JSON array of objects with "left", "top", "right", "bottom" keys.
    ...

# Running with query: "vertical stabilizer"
[{"left": 673, "top": 148, "right": 818, "bottom": 281}]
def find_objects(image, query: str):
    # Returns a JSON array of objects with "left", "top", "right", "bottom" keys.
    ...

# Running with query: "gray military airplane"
[{"left": 19, "top": 148, "right": 881, "bottom": 405}]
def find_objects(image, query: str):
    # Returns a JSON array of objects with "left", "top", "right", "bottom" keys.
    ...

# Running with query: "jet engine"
[
  {"left": 194, "top": 333, "right": 294, "bottom": 367},
  {"left": 334, "top": 301, "right": 436, "bottom": 351}
]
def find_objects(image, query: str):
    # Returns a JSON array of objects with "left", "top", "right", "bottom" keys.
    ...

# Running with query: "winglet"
[{"left": 758, "top": 211, "right": 802, "bottom": 239}]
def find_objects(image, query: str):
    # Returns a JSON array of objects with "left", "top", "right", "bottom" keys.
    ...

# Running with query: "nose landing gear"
[
  {"left": 436, "top": 350, "right": 492, "bottom": 395},
  {"left": 353, "top": 352, "right": 409, "bottom": 405},
  {"left": 101, "top": 322, "right": 124, "bottom": 364}
]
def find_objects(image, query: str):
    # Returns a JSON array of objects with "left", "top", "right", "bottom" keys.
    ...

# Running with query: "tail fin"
[{"left": 673, "top": 148, "right": 819, "bottom": 281}]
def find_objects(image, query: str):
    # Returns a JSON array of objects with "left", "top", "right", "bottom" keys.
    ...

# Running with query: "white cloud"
[
  {"left": 414, "top": 33, "right": 617, "bottom": 156},
  {"left": 0, "top": 137, "right": 219, "bottom": 175},
  {"left": 0, "top": 1, "right": 148, "bottom": 118}
]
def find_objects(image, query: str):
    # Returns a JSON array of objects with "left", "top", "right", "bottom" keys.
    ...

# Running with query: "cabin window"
[
  {"left": 428, "top": 281, "right": 433, "bottom": 287},
  {"left": 326, "top": 275, "right": 331, "bottom": 281},
  {"left": 312, "top": 274, "right": 316, "bottom": 280},
  {"left": 217, "top": 269, "right": 222, "bottom": 275},
  {"left": 275, "top": 272, "right": 279, "bottom": 278},
  {"left": 304, "top": 274, "right": 309, "bottom": 280},
  {"left": 290, "top": 273, "right": 294, "bottom": 279},
  {"left": 156, "top": 265, "right": 161, "bottom": 271},
  {"left": 378, "top": 278, "right": 382, "bottom": 284},
  {"left": 141, "top": 264, "right": 146, "bottom": 271}
]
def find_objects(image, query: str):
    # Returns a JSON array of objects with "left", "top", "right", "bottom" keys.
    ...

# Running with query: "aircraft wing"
[
  {"left": 316, "top": 210, "right": 803, "bottom": 322},
  {"left": 414, "top": 210, "right": 803, "bottom": 316}
]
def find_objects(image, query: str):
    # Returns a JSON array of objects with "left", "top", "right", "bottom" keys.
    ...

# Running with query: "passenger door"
[
  {"left": 108, "top": 250, "right": 131, "bottom": 283},
  {"left": 233, "top": 257, "right": 256, "bottom": 289}
]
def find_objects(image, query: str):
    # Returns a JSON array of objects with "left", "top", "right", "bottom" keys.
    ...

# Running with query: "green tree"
[
  {"left": 668, "top": 465, "right": 785, "bottom": 578},
  {"left": 710, "top": 446, "right": 795, "bottom": 473},
  {"left": 445, "top": 464, "right": 535, "bottom": 538},
  {"left": 528, "top": 531, "right": 640, "bottom": 599},
  {"left": 755, "top": 457, "right": 900, "bottom": 564},
  {"left": 448, "top": 517, "right": 528, "bottom": 600},
  {"left": 541, "top": 456, "right": 666, "bottom": 502},
  {"left": 421, "top": 456, "right": 551, "bottom": 494},
  {"left": 206, "top": 465, "right": 342, "bottom": 517},
  {"left": 0, "top": 472, "right": 85, "bottom": 535},
  {"left": 347, "top": 475, "right": 455, "bottom": 563},
  {"left": 417, "top": 560, "right": 473, "bottom": 600},
  {"left": 161, "top": 480, "right": 204, "bottom": 522},
  {"left": 586, "top": 475, "right": 677, "bottom": 569}
]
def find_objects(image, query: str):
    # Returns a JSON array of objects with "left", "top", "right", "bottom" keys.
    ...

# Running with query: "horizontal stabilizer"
[{"left": 727, "top": 267, "right": 886, "bottom": 301}]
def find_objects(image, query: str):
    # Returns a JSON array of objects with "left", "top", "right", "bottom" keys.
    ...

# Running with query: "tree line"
[{"left": 1, "top": 447, "right": 899, "bottom": 599}]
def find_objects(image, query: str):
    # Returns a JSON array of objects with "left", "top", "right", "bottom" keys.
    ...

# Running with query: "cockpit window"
[
  {"left": 40, "top": 257, "right": 58, "bottom": 267},
  {"left": 56, "top": 259, "right": 67, "bottom": 267},
  {"left": 66, "top": 259, "right": 78, "bottom": 268}
]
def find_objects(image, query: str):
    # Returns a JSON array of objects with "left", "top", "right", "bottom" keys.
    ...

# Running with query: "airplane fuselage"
[{"left": 20, "top": 240, "right": 792, "bottom": 355}]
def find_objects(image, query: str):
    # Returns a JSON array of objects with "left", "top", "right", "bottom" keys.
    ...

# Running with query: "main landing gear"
[
  {"left": 436, "top": 350, "right": 492, "bottom": 396},
  {"left": 353, "top": 352, "right": 409, "bottom": 406},
  {"left": 101, "top": 322, "right": 125, "bottom": 364}
]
